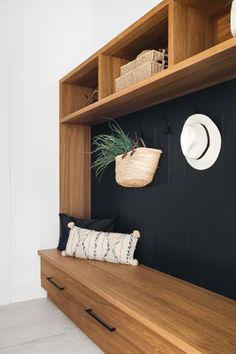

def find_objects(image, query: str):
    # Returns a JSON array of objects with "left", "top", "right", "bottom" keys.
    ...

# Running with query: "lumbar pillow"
[
  {"left": 62, "top": 222, "right": 140, "bottom": 266},
  {"left": 57, "top": 213, "right": 116, "bottom": 251}
]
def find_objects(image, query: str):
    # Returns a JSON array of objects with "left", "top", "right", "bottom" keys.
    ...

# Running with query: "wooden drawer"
[
  {"left": 41, "top": 259, "right": 183, "bottom": 354},
  {"left": 44, "top": 278, "right": 140, "bottom": 354}
]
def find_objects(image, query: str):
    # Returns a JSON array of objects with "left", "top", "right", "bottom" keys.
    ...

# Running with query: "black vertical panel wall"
[{"left": 91, "top": 79, "right": 236, "bottom": 300}]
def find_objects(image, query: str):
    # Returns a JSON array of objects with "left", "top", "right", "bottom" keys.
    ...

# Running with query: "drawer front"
[
  {"left": 43, "top": 278, "right": 141, "bottom": 354},
  {"left": 41, "top": 258, "right": 183, "bottom": 354}
]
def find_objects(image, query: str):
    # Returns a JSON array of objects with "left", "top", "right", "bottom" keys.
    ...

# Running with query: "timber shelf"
[
  {"left": 60, "top": 0, "right": 235, "bottom": 126},
  {"left": 60, "top": 38, "right": 236, "bottom": 126}
]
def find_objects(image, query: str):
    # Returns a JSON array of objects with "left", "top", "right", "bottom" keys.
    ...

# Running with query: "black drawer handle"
[
  {"left": 85, "top": 309, "right": 115, "bottom": 332},
  {"left": 47, "top": 277, "right": 64, "bottom": 291}
]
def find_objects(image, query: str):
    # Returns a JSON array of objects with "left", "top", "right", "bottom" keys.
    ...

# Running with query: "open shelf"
[
  {"left": 97, "top": 2, "right": 169, "bottom": 99},
  {"left": 60, "top": 0, "right": 169, "bottom": 116},
  {"left": 60, "top": 38, "right": 236, "bottom": 125},
  {"left": 101, "top": 3, "right": 168, "bottom": 60},
  {"left": 169, "top": 0, "right": 232, "bottom": 65},
  {"left": 60, "top": 0, "right": 234, "bottom": 126},
  {"left": 60, "top": 55, "right": 98, "bottom": 118}
]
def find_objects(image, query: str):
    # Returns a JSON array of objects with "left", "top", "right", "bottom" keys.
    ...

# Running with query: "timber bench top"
[{"left": 39, "top": 249, "right": 236, "bottom": 353}]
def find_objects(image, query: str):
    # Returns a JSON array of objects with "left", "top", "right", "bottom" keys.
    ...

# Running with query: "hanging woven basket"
[{"left": 115, "top": 146, "right": 162, "bottom": 188}]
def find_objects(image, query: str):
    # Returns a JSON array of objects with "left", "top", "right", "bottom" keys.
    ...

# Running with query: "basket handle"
[
  {"left": 139, "top": 137, "right": 146, "bottom": 148},
  {"left": 122, "top": 137, "right": 146, "bottom": 158}
]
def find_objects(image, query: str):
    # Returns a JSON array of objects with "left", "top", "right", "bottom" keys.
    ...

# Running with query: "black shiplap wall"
[{"left": 91, "top": 79, "right": 236, "bottom": 300}]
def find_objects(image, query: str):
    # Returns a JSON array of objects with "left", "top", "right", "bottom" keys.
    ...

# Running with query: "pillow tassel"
[
  {"left": 132, "top": 230, "right": 140, "bottom": 238},
  {"left": 68, "top": 222, "right": 75, "bottom": 229}
]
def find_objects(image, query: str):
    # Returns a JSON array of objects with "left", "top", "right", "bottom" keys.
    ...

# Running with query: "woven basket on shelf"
[
  {"left": 115, "top": 147, "right": 162, "bottom": 188},
  {"left": 120, "top": 49, "right": 167, "bottom": 76},
  {"left": 115, "top": 61, "right": 165, "bottom": 92}
]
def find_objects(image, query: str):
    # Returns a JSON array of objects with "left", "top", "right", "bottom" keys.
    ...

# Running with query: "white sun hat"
[{"left": 180, "top": 114, "right": 222, "bottom": 170}]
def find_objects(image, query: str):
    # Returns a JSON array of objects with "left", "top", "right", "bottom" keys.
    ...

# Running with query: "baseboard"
[{"left": 11, "top": 277, "right": 46, "bottom": 303}]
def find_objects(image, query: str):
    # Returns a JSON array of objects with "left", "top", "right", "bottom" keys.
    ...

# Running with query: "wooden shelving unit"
[
  {"left": 61, "top": 38, "right": 236, "bottom": 125},
  {"left": 55, "top": 4, "right": 236, "bottom": 349},
  {"left": 60, "top": 0, "right": 234, "bottom": 126},
  {"left": 59, "top": 0, "right": 235, "bottom": 218}
]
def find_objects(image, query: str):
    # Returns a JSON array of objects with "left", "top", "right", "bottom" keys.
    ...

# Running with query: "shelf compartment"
[
  {"left": 101, "top": 1, "right": 169, "bottom": 61},
  {"left": 98, "top": 1, "right": 169, "bottom": 98},
  {"left": 60, "top": 38, "right": 236, "bottom": 126},
  {"left": 60, "top": 56, "right": 99, "bottom": 118},
  {"left": 62, "top": 54, "right": 98, "bottom": 86},
  {"left": 60, "top": 0, "right": 169, "bottom": 94},
  {"left": 98, "top": 54, "right": 128, "bottom": 99},
  {"left": 168, "top": 0, "right": 232, "bottom": 66}
]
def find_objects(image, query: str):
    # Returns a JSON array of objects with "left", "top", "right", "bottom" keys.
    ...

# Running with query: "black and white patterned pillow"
[
  {"left": 57, "top": 214, "right": 116, "bottom": 251},
  {"left": 62, "top": 223, "right": 140, "bottom": 266}
]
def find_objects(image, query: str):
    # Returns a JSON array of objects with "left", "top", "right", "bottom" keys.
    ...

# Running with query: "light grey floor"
[{"left": 0, "top": 298, "right": 103, "bottom": 354}]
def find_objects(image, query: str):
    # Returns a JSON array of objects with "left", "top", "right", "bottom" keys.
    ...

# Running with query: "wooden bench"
[{"left": 38, "top": 249, "right": 236, "bottom": 353}]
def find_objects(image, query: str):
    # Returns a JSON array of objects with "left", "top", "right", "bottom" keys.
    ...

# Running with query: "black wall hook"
[
  {"left": 193, "top": 106, "right": 211, "bottom": 118},
  {"left": 131, "top": 118, "right": 171, "bottom": 139},
  {"left": 133, "top": 123, "right": 145, "bottom": 139},
  {"left": 194, "top": 105, "right": 200, "bottom": 114},
  {"left": 161, "top": 116, "right": 171, "bottom": 134}
]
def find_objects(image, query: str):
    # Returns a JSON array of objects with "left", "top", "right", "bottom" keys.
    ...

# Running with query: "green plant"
[{"left": 92, "top": 120, "right": 135, "bottom": 179}]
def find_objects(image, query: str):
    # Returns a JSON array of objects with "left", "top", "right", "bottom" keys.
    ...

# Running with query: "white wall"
[
  {"left": 0, "top": 1, "right": 10, "bottom": 306},
  {"left": 0, "top": 0, "right": 93, "bottom": 305},
  {"left": 92, "top": 0, "right": 161, "bottom": 52}
]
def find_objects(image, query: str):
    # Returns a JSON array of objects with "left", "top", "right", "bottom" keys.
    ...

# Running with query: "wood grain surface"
[
  {"left": 39, "top": 249, "right": 236, "bottom": 354},
  {"left": 60, "top": 38, "right": 236, "bottom": 125}
]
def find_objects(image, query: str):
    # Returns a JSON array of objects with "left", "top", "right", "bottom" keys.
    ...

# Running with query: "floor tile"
[{"left": 0, "top": 299, "right": 103, "bottom": 354}]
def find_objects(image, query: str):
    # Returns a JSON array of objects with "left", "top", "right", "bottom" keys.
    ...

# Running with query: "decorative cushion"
[
  {"left": 62, "top": 222, "right": 140, "bottom": 266},
  {"left": 57, "top": 214, "right": 116, "bottom": 251}
]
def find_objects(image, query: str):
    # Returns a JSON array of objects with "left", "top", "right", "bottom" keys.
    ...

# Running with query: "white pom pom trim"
[
  {"left": 61, "top": 251, "right": 67, "bottom": 256},
  {"left": 132, "top": 230, "right": 140, "bottom": 238},
  {"left": 68, "top": 222, "right": 75, "bottom": 229},
  {"left": 130, "top": 259, "right": 138, "bottom": 266}
]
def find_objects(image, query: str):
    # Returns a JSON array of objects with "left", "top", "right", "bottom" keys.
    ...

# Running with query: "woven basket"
[
  {"left": 115, "top": 147, "right": 162, "bottom": 188},
  {"left": 120, "top": 49, "right": 167, "bottom": 76},
  {"left": 115, "top": 61, "right": 165, "bottom": 92}
]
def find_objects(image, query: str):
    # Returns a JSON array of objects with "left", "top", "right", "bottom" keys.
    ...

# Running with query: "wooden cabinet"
[
  {"left": 39, "top": 249, "right": 236, "bottom": 354},
  {"left": 53, "top": 2, "right": 236, "bottom": 351},
  {"left": 59, "top": 0, "right": 236, "bottom": 219}
]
